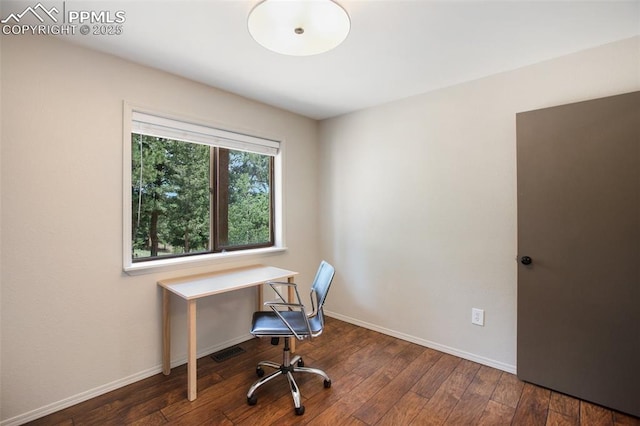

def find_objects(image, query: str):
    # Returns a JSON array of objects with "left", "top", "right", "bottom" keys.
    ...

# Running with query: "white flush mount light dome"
[{"left": 248, "top": 0, "right": 351, "bottom": 56}]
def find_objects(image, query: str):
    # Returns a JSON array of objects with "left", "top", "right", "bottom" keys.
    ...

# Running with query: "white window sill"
[{"left": 124, "top": 246, "right": 287, "bottom": 276}]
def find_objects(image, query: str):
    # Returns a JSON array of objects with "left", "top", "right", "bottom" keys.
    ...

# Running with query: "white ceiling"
[{"left": 62, "top": 0, "right": 640, "bottom": 120}]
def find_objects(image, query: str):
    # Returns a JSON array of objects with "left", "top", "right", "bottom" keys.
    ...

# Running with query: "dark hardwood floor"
[{"left": 28, "top": 318, "right": 639, "bottom": 425}]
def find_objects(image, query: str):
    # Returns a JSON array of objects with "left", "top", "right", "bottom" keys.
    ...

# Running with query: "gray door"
[{"left": 516, "top": 91, "right": 639, "bottom": 417}]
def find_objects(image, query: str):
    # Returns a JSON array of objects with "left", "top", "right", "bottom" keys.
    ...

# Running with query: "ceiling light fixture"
[{"left": 248, "top": 0, "right": 351, "bottom": 56}]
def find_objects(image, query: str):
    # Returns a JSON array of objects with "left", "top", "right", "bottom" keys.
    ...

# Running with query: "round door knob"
[{"left": 520, "top": 256, "right": 532, "bottom": 265}]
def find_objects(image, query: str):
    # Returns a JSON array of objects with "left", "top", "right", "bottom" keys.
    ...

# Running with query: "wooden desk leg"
[
  {"left": 187, "top": 299, "right": 197, "bottom": 401},
  {"left": 288, "top": 276, "right": 296, "bottom": 353},
  {"left": 257, "top": 284, "right": 263, "bottom": 312},
  {"left": 162, "top": 288, "right": 171, "bottom": 375}
]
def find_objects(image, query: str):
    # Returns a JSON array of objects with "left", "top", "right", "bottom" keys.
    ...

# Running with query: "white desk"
[{"left": 158, "top": 264, "right": 298, "bottom": 400}]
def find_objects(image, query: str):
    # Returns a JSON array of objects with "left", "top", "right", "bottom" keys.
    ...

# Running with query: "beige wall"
[
  {"left": 318, "top": 36, "right": 640, "bottom": 371},
  {"left": 0, "top": 36, "right": 320, "bottom": 423}
]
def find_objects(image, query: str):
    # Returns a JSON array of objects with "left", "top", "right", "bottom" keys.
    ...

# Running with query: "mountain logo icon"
[{"left": 1, "top": 2, "right": 59, "bottom": 24}]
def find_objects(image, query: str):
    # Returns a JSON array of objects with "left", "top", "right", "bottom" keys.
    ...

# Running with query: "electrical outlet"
[{"left": 472, "top": 308, "right": 484, "bottom": 326}]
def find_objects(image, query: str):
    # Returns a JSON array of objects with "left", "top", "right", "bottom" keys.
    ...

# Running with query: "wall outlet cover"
[{"left": 472, "top": 308, "right": 485, "bottom": 326}]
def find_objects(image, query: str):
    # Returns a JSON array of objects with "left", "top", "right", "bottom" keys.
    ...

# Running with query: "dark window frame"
[{"left": 213, "top": 147, "right": 275, "bottom": 253}]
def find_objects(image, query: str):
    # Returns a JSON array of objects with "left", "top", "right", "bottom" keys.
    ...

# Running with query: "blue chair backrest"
[{"left": 311, "top": 261, "right": 335, "bottom": 310}]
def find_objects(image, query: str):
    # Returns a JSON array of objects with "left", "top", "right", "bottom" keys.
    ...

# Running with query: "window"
[{"left": 124, "top": 108, "right": 283, "bottom": 271}]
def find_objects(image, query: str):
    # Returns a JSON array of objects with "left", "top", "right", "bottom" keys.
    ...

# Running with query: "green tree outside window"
[{"left": 131, "top": 134, "right": 273, "bottom": 261}]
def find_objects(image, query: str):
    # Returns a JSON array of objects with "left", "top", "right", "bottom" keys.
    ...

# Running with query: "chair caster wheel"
[
  {"left": 324, "top": 379, "right": 332, "bottom": 388},
  {"left": 256, "top": 367, "right": 264, "bottom": 377},
  {"left": 247, "top": 395, "right": 257, "bottom": 406},
  {"left": 295, "top": 405, "right": 305, "bottom": 415},
  {"left": 297, "top": 358, "right": 304, "bottom": 367}
]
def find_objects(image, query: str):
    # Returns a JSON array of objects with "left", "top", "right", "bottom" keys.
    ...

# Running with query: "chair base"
[{"left": 246, "top": 338, "right": 331, "bottom": 415}]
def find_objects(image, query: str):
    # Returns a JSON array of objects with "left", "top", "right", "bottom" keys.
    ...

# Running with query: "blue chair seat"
[{"left": 251, "top": 310, "right": 324, "bottom": 336}]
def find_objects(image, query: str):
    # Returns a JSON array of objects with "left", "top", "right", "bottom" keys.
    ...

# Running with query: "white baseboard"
[
  {"left": 0, "top": 333, "right": 255, "bottom": 426},
  {"left": 325, "top": 311, "right": 517, "bottom": 375}
]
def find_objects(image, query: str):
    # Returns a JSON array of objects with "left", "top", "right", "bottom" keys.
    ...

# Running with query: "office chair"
[{"left": 247, "top": 260, "right": 335, "bottom": 415}]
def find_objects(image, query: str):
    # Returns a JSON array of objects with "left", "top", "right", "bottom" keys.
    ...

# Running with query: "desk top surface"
[{"left": 157, "top": 264, "right": 298, "bottom": 300}]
